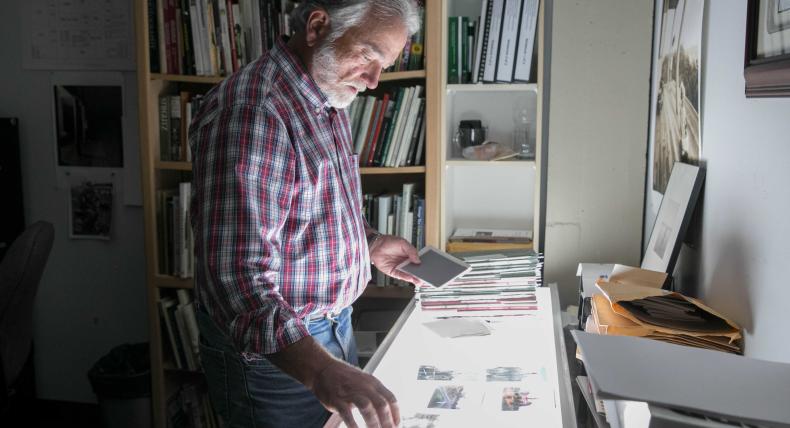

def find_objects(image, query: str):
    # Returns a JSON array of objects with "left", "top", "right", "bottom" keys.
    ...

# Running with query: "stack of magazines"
[{"left": 417, "top": 250, "right": 543, "bottom": 314}]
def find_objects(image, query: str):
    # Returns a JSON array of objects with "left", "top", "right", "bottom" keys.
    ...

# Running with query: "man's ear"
[{"left": 304, "top": 9, "right": 331, "bottom": 47}]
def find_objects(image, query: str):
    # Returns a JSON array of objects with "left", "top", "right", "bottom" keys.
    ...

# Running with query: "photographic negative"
[
  {"left": 427, "top": 385, "right": 465, "bottom": 410},
  {"left": 54, "top": 85, "right": 123, "bottom": 167},
  {"left": 652, "top": 0, "right": 703, "bottom": 194},
  {"left": 70, "top": 181, "right": 113, "bottom": 239},
  {"left": 501, "top": 387, "right": 535, "bottom": 411}
]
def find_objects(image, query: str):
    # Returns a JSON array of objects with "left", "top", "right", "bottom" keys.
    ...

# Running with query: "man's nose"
[{"left": 362, "top": 64, "right": 382, "bottom": 90}]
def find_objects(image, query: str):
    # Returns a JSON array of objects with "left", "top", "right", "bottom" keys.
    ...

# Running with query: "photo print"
[
  {"left": 486, "top": 367, "right": 537, "bottom": 382},
  {"left": 54, "top": 84, "right": 123, "bottom": 167},
  {"left": 69, "top": 181, "right": 113, "bottom": 239},
  {"left": 500, "top": 387, "right": 535, "bottom": 412},
  {"left": 652, "top": 0, "right": 703, "bottom": 194},
  {"left": 418, "top": 365, "right": 456, "bottom": 381},
  {"left": 400, "top": 413, "right": 440, "bottom": 428},
  {"left": 427, "top": 385, "right": 465, "bottom": 410}
]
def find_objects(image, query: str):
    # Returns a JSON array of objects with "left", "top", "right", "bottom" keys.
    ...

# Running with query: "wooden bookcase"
[{"left": 133, "top": 0, "right": 440, "bottom": 426}]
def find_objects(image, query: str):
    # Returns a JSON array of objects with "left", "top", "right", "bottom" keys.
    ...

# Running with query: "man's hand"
[
  {"left": 369, "top": 234, "right": 423, "bottom": 285},
  {"left": 313, "top": 360, "right": 400, "bottom": 428}
]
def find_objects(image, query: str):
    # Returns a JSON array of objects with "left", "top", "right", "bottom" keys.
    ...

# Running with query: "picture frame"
[
  {"left": 641, "top": 162, "right": 705, "bottom": 276},
  {"left": 744, "top": 0, "right": 790, "bottom": 97}
]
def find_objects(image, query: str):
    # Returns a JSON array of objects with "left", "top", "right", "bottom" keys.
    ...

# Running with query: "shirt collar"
[{"left": 271, "top": 36, "right": 333, "bottom": 113}]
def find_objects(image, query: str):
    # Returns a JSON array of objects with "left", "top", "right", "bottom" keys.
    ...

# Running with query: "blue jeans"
[{"left": 197, "top": 307, "right": 358, "bottom": 428}]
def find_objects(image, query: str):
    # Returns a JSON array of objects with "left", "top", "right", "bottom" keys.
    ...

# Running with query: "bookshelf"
[
  {"left": 134, "top": 0, "right": 440, "bottom": 426},
  {"left": 440, "top": 0, "right": 546, "bottom": 250}
]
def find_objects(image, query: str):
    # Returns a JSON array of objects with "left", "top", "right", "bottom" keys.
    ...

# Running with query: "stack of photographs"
[{"left": 417, "top": 250, "right": 543, "bottom": 314}]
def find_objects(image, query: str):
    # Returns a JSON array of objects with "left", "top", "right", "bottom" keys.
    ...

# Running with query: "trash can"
[{"left": 88, "top": 342, "right": 152, "bottom": 428}]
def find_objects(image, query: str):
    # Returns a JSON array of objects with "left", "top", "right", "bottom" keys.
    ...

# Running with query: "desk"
[{"left": 328, "top": 284, "right": 577, "bottom": 427}]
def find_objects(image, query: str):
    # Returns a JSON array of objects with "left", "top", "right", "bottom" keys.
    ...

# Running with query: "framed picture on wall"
[{"left": 745, "top": 0, "right": 790, "bottom": 97}]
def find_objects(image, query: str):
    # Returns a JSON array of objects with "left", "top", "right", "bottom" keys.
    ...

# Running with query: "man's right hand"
[{"left": 312, "top": 359, "right": 400, "bottom": 428}]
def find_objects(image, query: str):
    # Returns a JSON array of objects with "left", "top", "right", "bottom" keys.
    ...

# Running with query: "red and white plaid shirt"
[{"left": 189, "top": 37, "right": 371, "bottom": 356}]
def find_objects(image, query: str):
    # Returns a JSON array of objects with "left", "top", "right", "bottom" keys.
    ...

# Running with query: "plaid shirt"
[{"left": 190, "top": 37, "right": 371, "bottom": 356}]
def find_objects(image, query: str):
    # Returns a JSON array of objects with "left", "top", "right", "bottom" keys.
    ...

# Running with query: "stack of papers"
[
  {"left": 586, "top": 266, "right": 742, "bottom": 354},
  {"left": 417, "top": 250, "right": 543, "bottom": 314},
  {"left": 447, "top": 228, "right": 533, "bottom": 253}
]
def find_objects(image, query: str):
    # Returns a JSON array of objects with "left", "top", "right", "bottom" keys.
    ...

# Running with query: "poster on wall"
[
  {"left": 53, "top": 84, "right": 124, "bottom": 168},
  {"left": 652, "top": 0, "right": 704, "bottom": 194},
  {"left": 69, "top": 180, "right": 113, "bottom": 240}
]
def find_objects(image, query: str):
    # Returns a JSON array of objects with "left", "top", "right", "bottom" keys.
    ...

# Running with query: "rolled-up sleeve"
[{"left": 192, "top": 103, "right": 309, "bottom": 355}]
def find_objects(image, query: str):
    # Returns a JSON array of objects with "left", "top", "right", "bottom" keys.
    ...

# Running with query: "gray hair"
[{"left": 290, "top": 0, "right": 421, "bottom": 43}]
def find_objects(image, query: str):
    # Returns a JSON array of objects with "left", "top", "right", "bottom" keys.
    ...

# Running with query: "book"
[
  {"left": 513, "top": 0, "right": 539, "bottom": 82},
  {"left": 448, "top": 17, "right": 459, "bottom": 84},
  {"left": 496, "top": 0, "right": 522, "bottom": 82},
  {"left": 482, "top": 0, "right": 506, "bottom": 83},
  {"left": 472, "top": 0, "right": 490, "bottom": 83},
  {"left": 158, "top": 296, "right": 184, "bottom": 369}
]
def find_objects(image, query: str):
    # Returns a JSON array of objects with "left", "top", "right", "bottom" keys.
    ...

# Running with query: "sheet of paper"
[
  {"left": 23, "top": 0, "right": 135, "bottom": 70},
  {"left": 423, "top": 318, "right": 491, "bottom": 338},
  {"left": 576, "top": 263, "right": 615, "bottom": 298},
  {"left": 572, "top": 331, "right": 790, "bottom": 427}
]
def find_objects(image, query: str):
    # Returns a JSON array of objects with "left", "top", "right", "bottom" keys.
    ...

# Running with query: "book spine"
[
  {"left": 474, "top": 0, "right": 492, "bottom": 83},
  {"left": 447, "top": 17, "right": 458, "bottom": 84},
  {"left": 483, "top": 0, "right": 506, "bottom": 82},
  {"left": 496, "top": 0, "right": 522, "bottom": 82},
  {"left": 159, "top": 96, "right": 171, "bottom": 161},
  {"left": 513, "top": 0, "right": 539, "bottom": 82},
  {"left": 148, "top": 0, "right": 161, "bottom": 73}
]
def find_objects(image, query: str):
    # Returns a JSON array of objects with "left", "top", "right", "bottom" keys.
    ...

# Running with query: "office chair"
[{"left": 0, "top": 221, "right": 54, "bottom": 412}]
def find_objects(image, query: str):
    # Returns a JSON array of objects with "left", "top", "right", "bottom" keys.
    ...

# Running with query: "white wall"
[
  {"left": 0, "top": 1, "right": 148, "bottom": 402},
  {"left": 644, "top": 1, "right": 790, "bottom": 364},
  {"left": 544, "top": 0, "right": 655, "bottom": 305}
]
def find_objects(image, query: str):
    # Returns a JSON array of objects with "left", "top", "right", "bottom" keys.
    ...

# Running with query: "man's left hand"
[{"left": 369, "top": 235, "right": 423, "bottom": 285}]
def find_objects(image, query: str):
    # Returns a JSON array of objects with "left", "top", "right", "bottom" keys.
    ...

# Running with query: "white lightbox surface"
[{"left": 331, "top": 286, "right": 570, "bottom": 428}]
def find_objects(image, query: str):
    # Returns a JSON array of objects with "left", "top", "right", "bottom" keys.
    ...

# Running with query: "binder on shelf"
[
  {"left": 472, "top": 0, "right": 490, "bottom": 83},
  {"left": 495, "top": 0, "right": 522, "bottom": 82},
  {"left": 513, "top": 0, "right": 539, "bottom": 82},
  {"left": 482, "top": 0, "right": 506, "bottom": 83}
]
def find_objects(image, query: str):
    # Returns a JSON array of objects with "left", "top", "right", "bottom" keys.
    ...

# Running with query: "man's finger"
[
  {"left": 357, "top": 399, "right": 382, "bottom": 428},
  {"left": 378, "top": 386, "right": 401, "bottom": 426},
  {"left": 338, "top": 407, "right": 359, "bottom": 428},
  {"left": 404, "top": 242, "right": 421, "bottom": 264}
]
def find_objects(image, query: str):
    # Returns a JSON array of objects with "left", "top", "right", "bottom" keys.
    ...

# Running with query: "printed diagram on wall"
[
  {"left": 652, "top": 0, "right": 704, "bottom": 194},
  {"left": 53, "top": 85, "right": 123, "bottom": 168},
  {"left": 69, "top": 181, "right": 113, "bottom": 240}
]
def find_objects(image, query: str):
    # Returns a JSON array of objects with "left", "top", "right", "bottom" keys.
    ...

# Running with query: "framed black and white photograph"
[
  {"left": 642, "top": 162, "right": 705, "bottom": 275},
  {"left": 652, "top": 0, "right": 704, "bottom": 195},
  {"left": 744, "top": 0, "right": 790, "bottom": 97},
  {"left": 69, "top": 181, "right": 113, "bottom": 240},
  {"left": 53, "top": 84, "right": 124, "bottom": 167}
]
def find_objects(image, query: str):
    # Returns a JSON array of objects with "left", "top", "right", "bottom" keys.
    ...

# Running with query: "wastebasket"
[{"left": 88, "top": 342, "right": 152, "bottom": 428}]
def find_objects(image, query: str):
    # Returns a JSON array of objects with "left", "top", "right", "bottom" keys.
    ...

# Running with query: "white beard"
[{"left": 312, "top": 41, "right": 365, "bottom": 109}]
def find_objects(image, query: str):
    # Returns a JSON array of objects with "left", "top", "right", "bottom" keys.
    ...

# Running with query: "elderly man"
[{"left": 189, "top": 1, "right": 422, "bottom": 427}]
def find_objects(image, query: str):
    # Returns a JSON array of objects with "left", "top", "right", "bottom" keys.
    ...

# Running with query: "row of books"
[
  {"left": 362, "top": 183, "right": 426, "bottom": 287},
  {"left": 148, "top": 0, "right": 295, "bottom": 76},
  {"left": 166, "top": 379, "right": 219, "bottom": 428},
  {"left": 148, "top": 0, "right": 426, "bottom": 77},
  {"left": 348, "top": 86, "right": 426, "bottom": 168},
  {"left": 156, "top": 182, "right": 195, "bottom": 278},
  {"left": 159, "top": 93, "right": 205, "bottom": 162},
  {"left": 449, "top": 0, "right": 539, "bottom": 84},
  {"left": 158, "top": 289, "right": 201, "bottom": 372}
]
